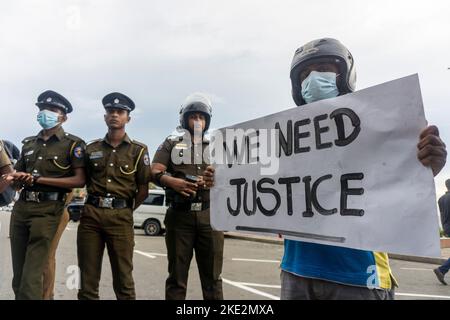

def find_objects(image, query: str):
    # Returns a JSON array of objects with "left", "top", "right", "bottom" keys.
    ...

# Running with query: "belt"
[
  {"left": 170, "top": 202, "right": 210, "bottom": 212},
  {"left": 86, "top": 195, "right": 133, "bottom": 209},
  {"left": 20, "top": 191, "right": 66, "bottom": 203}
]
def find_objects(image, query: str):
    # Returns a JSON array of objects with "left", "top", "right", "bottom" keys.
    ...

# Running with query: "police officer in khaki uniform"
[
  {"left": 77, "top": 92, "right": 150, "bottom": 300},
  {"left": 7, "top": 90, "right": 86, "bottom": 300},
  {"left": 152, "top": 93, "right": 224, "bottom": 300},
  {"left": 0, "top": 140, "right": 14, "bottom": 193}
]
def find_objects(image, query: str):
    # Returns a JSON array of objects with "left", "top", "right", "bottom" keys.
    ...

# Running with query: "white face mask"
[{"left": 301, "top": 71, "right": 339, "bottom": 104}]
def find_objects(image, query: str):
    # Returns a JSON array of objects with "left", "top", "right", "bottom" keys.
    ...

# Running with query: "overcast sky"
[{"left": 1, "top": 0, "right": 449, "bottom": 196}]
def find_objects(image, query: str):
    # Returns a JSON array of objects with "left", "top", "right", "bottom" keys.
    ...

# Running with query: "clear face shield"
[{"left": 181, "top": 93, "right": 212, "bottom": 111}]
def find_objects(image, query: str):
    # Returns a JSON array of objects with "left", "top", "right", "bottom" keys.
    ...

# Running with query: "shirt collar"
[
  {"left": 103, "top": 133, "right": 131, "bottom": 147},
  {"left": 37, "top": 126, "right": 65, "bottom": 141}
]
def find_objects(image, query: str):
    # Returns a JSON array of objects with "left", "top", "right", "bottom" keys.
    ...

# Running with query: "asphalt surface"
[{"left": 0, "top": 211, "right": 449, "bottom": 300}]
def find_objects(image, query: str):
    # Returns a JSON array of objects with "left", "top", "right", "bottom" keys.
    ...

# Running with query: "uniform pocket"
[
  {"left": 118, "top": 158, "right": 136, "bottom": 175},
  {"left": 89, "top": 157, "right": 106, "bottom": 172},
  {"left": 23, "top": 153, "right": 37, "bottom": 173},
  {"left": 46, "top": 153, "right": 71, "bottom": 173}
]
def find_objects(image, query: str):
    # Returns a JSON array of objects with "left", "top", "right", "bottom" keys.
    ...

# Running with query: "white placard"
[{"left": 210, "top": 74, "right": 441, "bottom": 258}]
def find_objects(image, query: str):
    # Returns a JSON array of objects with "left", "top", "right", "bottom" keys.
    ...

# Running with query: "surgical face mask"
[
  {"left": 37, "top": 109, "right": 61, "bottom": 129},
  {"left": 301, "top": 71, "right": 339, "bottom": 104}
]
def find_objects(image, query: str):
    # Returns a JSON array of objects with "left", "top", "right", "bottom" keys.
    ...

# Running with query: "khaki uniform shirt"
[
  {"left": 152, "top": 131, "right": 210, "bottom": 202},
  {"left": 85, "top": 134, "right": 150, "bottom": 200},
  {"left": 15, "top": 127, "right": 86, "bottom": 193},
  {"left": 0, "top": 141, "right": 11, "bottom": 168}
]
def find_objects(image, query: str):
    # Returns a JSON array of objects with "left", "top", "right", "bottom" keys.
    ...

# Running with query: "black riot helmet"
[
  {"left": 179, "top": 93, "right": 213, "bottom": 132},
  {"left": 290, "top": 38, "right": 356, "bottom": 106}
]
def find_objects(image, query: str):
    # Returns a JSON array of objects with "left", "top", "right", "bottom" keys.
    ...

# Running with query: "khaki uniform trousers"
[
  {"left": 77, "top": 204, "right": 135, "bottom": 300},
  {"left": 10, "top": 200, "right": 64, "bottom": 300},
  {"left": 164, "top": 207, "right": 224, "bottom": 300}
]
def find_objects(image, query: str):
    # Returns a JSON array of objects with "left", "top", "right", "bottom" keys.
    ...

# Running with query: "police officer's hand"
[
  {"left": 1, "top": 173, "right": 12, "bottom": 182},
  {"left": 196, "top": 176, "right": 207, "bottom": 189},
  {"left": 203, "top": 166, "right": 215, "bottom": 188},
  {"left": 7, "top": 172, "right": 34, "bottom": 185},
  {"left": 417, "top": 125, "right": 447, "bottom": 176},
  {"left": 170, "top": 177, "right": 198, "bottom": 198}
]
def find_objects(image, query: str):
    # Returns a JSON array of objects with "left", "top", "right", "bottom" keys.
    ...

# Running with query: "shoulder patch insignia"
[
  {"left": 143, "top": 153, "right": 150, "bottom": 166},
  {"left": 73, "top": 146, "right": 84, "bottom": 159}
]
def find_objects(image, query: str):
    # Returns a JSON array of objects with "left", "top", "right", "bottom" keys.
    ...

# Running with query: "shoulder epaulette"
[
  {"left": 167, "top": 134, "right": 184, "bottom": 142},
  {"left": 64, "top": 132, "right": 83, "bottom": 142},
  {"left": 167, "top": 126, "right": 188, "bottom": 142},
  {"left": 86, "top": 138, "right": 102, "bottom": 146},
  {"left": 22, "top": 136, "right": 37, "bottom": 144},
  {"left": 131, "top": 140, "right": 147, "bottom": 149}
]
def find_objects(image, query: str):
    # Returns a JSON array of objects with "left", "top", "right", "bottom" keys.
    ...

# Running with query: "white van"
[{"left": 133, "top": 189, "right": 168, "bottom": 236}]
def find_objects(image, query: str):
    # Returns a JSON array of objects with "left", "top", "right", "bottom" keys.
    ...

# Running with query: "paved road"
[{"left": 0, "top": 211, "right": 449, "bottom": 300}]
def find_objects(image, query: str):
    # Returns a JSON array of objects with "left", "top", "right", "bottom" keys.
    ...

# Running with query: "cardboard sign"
[{"left": 210, "top": 74, "right": 441, "bottom": 258}]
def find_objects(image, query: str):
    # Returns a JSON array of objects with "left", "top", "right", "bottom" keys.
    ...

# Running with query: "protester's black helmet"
[
  {"left": 290, "top": 38, "right": 356, "bottom": 106},
  {"left": 179, "top": 93, "right": 212, "bottom": 131}
]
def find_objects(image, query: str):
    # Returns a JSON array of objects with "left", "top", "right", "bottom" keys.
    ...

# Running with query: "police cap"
[
  {"left": 35, "top": 90, "right": 73, "bottom": 114},
  {"left": 102, "top": 92, "right": 135, "bottom": 112}
]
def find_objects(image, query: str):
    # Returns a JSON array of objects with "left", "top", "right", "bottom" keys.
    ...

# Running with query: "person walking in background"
[{"left": 434, "top": 179, "right": 450, "bottom": 285}]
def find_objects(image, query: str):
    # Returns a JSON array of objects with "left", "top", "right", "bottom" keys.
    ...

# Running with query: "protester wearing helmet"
[
  {"left": 151, "top": 93, "right": 224, "bottom": 300},
  {"left": 290, "top": 38, "right": 356, "bottom": 106},
  {"left": 203, "top": 38, "right": 447, "bottom": 300},
  {"left": 281, "top": 37, "right": 446, "bottom": 300}
]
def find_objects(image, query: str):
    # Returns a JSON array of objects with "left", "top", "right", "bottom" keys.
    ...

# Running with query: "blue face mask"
[
  {"left": 37, "top": 110, "right": 61, "bottom": 129},
  {"left": 301, "top": 71, "right": 339, "bottom": 104}
]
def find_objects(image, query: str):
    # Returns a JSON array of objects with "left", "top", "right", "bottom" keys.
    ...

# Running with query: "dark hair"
[{"left": 446, "top": 179, "right": 450, "bottom": 190}]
